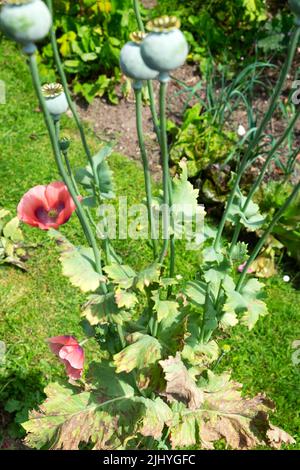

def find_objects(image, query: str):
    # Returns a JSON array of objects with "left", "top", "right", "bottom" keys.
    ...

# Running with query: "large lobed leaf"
[
  {"left": 23, "top": 382, "right": 121, "bottom": 450},
  {"left": 49, "top": 230, "right": 105, "bottom": 293},
  {"left": 22, "top": 362, "right": 173, "bottom": 449},
  {"left": 114, "top": 333, "right": 162, "bottom": 374},
  {"left": 223, "top": 278, "right": 268, "bottom": 330},
  {"left": 160, "top": 355, "right": 295, "bottom": 450}
]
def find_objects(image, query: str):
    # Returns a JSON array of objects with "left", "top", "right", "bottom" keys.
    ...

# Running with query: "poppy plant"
[
  {"left": 47, "top": 335, "right": 84, "bottom": 380},
  {"left": 17, "top": 181, "right": 79, "bottom": 230}
]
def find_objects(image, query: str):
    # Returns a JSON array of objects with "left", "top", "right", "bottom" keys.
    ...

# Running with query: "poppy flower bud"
[
  {"left": 59, "top": 137, "right": 71, "bottom": 152},
  {"left": 0, "top": 0, "right": 52, "bottom": 45},
  {"left": 120, "top": 31, "right": 159, "bottom": 89},
  {"left": 41, "top": 83, "right": 69, "bottom": 120},
  {"left": 141, "top": 16, "right": 188, "bottom": 82}
]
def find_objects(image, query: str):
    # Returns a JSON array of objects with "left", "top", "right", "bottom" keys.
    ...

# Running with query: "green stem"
[
  {"left": 117, "top": 323, "right": 126, "bottom": 349},
  {"left": 214, "top": 26, "right": 300, "bottom": 251},
  {"left": 135, "top": 87, "right": 158, "bottom": 258},
  {"left": 158, "top": 82, "right": 170, "bottom": 263},
  {"left": 236, "top": 181, "right": 300, "bottom": 292},
  {"left": 47, "top": 0, "right": 119, "bottom": 267},
  {"left": 229, "top": 108, "right": 300, "bottom": 255},
  {"left": 168, "top": 176, "right": 175, "bottom": 297},
  {"left": 46, "top": 0, "right": 99, "bottom": 189},
  {"left": 132, "top": 0, "right": 160, "bottom": 142},
  {"left": 27, "top": 51, "right": 103, "bottom": 278}
]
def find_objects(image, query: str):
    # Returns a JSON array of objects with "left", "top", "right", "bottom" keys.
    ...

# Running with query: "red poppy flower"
[
  {"left": 48, "top": 335, "right": 84, "bottom": 380},
  {"left": 17, "top": 182, "right": 78, "bottom": 230}
]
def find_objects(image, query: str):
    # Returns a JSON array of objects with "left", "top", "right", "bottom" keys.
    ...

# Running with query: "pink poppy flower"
[
  {"left": 17, "top": 182, "right": 79, "bottom": 230},
  {"left": 48, "top": 335, "right": 84, "bottom": 380},
  {"left": 238, "top": 262, "right": 254, "bottom": 274}
]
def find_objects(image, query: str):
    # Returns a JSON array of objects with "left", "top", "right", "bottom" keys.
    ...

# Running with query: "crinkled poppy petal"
[
  {"left": 17, "top": 185, "right": 49, "bottom": 228},
  {"left": 59, "top": 345, "right": 84, "bottom": 370},
  {"left": 44, "top": 182, "right": 66, "bottom": 208},
  {"left": 63, "top": 360, "right": 83, "bottom": 380},
  {"left": 47, "top": 335, "right": 78, "bottom": 357},
  {"left": 47, "top": 335, "right": 78, "bottom": 347},
  {"left": 47, "top": 182, "right": 77, "bottom": 227}
]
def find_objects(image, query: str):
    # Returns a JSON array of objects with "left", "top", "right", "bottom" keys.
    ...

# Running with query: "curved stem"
[
  {"left": 27, "top": 51, "right": 103, "bottom": 278},
  {"left": 135, "top": 87, "right": 158, "bottom": 258},
  {"left": 214, "top": 26, "right": 300, "bottom": 251},
  {"left": 236, "top": 181, "right": 300, "bottom": 292}
]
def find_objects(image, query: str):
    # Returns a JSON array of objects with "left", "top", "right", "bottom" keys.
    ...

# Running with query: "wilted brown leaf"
[
  {"left": 267, "top": 425, "right": 295, "bottom": 449},
  {"left": 160, "top": 356, "right": 292, "bottom": 450},
  {"left": 159, "top": 353, "right": 203, "bottom": 409}
]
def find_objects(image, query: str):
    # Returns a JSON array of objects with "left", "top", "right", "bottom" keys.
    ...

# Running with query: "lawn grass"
[{"left": 0, "top": 38, "right": 299, "bottom": 448}]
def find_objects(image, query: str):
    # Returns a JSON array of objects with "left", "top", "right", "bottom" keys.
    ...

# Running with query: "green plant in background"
[
  {"left": 256, "top": 181, "right": 300, "bottom": 263},
  {"left": 0, "top": 209, "right": 32, "bottom": 270},
  {"left": 40, "top": 0, "right": 139, "bottom": 103},
  {"left": 154, "top": 0, "right": 268, "bottom": 64},
  {"left": 169, "top": 103, "right": 237, "bottom": 178}
]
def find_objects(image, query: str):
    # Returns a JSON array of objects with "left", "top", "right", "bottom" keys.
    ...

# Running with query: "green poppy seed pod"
[
  {"left": 0, "top": 0, "right": 52, "bottom": 45},
  {"left": 289, "top": 0, "right": 300, "bottom": 23},
  {"left": 120, "top": 31, "right": 159, "bottom": 88},
  {"left": 141, "top": 16, "right": 188, "bottom": 81},
  {"left": 41, "top": 83, "right": 69, "bottom": 120}
]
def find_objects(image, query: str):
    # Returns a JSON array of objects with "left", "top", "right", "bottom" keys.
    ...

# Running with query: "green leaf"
[
  {"left": 115, "top": 290, "right": 138, "bottom": 309},
  {"left": 202, "top": 246, "right": 224, "bottom": 263},
  {"left": 114, "top": 333, "right": 162, "bottom": 374},
  {"left": 75, "top": 144, "right": 115, "bottom": 199},
  {"left": 171, "top": 160, "right": 200, "bottom": 217},
  {"left": 82, "top": 293, "right": 129, "bottom": 325},
  {"left": 227, "top": 188, "right": 265, "bottom": 231},
  {"left": 138, "top": 397, "right": 172, "bottom": 440},
  {"left": 134, "top": 263, "right": 161, "bottom": 292},
  {"left": 22, "top": 382, "right": 126, "bottom": 449},
  {"left": 230, "top": 241, "right": 249, "bottom": 264},
  {"left": 183, "top": 280, "right": 207, "bottom": 306},
  {"left": 94, "top": 144, "right": 115, "bottom": 199},
  {"left": 182, "top": 340, "right": 219, "bottom": 369},
  {"left": 0, "top": 209, "right": 10, "bottom": 219},
  {"left": 203, "top": 260, "right": 234, "bottom": 298},
  {"left": 5, "top": 398, "right": 22, "bottom": 413},
  {"left": 3, "top": 217, "right": 23, "bottom": 242},
  {"left": 49, "top": 230, "right": 105, "bottom": 293},
  {"left": 103, "top": 264, "right": 136, "bottom": 289},
  {"left": 87, "top": 360, "right": 135, "bottom": 398},
  {"left": 151, "top": 290, "right": 179, "bottom": 322},
  {"left": 223, "top": 278, "right": 268, "bottom": 330}
]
